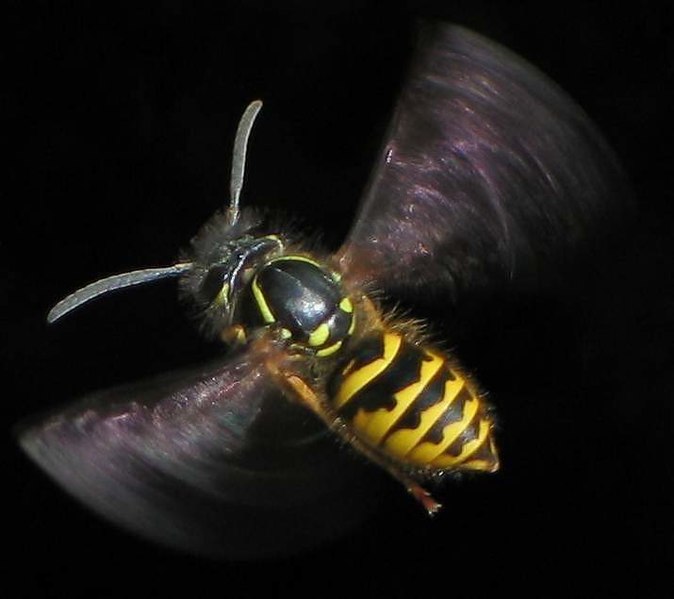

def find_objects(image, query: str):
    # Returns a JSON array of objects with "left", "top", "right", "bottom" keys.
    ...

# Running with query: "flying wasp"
[{"left": 18, "top": 23, "right": 631, "bottom": 558}]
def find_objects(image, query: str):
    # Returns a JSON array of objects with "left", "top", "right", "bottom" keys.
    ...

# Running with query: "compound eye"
[{"left": 199, "top": 265, "right": 229, "bottom": 306}]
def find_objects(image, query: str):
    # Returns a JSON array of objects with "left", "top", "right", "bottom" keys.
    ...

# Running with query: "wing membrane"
[
  {"left": 18, "top": 351, "right": 376, "bottom": 558},
  {"left": 338, "top": 23, "right": 632, "bottom": 303}
]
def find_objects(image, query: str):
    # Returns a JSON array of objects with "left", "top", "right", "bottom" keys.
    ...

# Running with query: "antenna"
[
  {"left": 47, "top": 263, "right": 193, "bottom": 323},
  {"left": 48, "top": 101, "right": 264, "bottom": 323},
  {"left": 227, "top": 100, "right": 263, "bottom": 226}
]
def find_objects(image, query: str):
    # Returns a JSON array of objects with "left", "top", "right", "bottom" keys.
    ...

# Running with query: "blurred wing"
[
  {"left": 337, "top": 23, "right": 632, "bottom": 303},
  {"left": 18, "top": 351, "right": 376, "bottom": 558}
]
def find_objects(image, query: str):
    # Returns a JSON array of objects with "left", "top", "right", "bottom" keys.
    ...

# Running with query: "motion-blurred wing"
[
  {"left": 18, "top": 351, "right": 376, "bottom": 558},
  {"left": 338, "top": 23, "right": 631, "bottom": 303}
]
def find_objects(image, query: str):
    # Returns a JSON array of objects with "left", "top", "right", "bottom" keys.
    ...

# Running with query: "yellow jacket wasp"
[{"left": 18, "top": 23, "right": 630, "bottom": 558}]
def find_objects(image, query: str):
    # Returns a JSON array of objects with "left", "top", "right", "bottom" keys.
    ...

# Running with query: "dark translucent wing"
[
  {"left": 338, "top": 23, "right": 632, "bottom": 303},
  {"left": 18, "top": 351, "right": 376, "bottom": 558}
]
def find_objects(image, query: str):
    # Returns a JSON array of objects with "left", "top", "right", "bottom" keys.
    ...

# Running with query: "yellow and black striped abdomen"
[{"left": 328, "top": 331, "right": 499, "bottom": 473}]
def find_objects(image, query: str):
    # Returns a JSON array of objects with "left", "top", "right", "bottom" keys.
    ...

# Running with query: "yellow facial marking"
[
  {"left": 308, "top": 322, "right": 330, "bottom": 347},
  {"left": 333, "top": 333, "right": 402, "bottom": 408},
  {"left": 356, "top": 351, "right": 445, "bottom": 445},
  {"left": 252, "top": 276, "right": 275, "bottom": 324},
  {"left": 214, "top": 283, "right": 230, "bottom": 306},
  {"left": 280, "top": 328, "right": 292, "bottom": 340}
]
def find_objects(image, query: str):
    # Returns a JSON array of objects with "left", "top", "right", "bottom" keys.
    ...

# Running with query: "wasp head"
[{"left": 180, "top": 208, "right": 284, "bottom": 337}]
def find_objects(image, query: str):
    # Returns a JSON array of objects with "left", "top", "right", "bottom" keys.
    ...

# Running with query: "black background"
[{"left": 4, "top": 2, "right": 672, "bottom": 597}]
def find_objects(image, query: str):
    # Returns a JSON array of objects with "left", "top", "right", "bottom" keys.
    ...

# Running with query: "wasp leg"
[
  {"left": 283, "top": 374, "right": 327, "bottom": 416},
  {"left": 273, "top": 369, "right": 442, "bottom": 516},
  {"left": 403, "top": 481, "right": 442, "bottom": 516}
]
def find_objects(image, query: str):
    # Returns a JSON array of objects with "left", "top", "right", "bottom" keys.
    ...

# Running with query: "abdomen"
[{"left": 328, "top": 331, "right": 499, "bottom": 474}]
